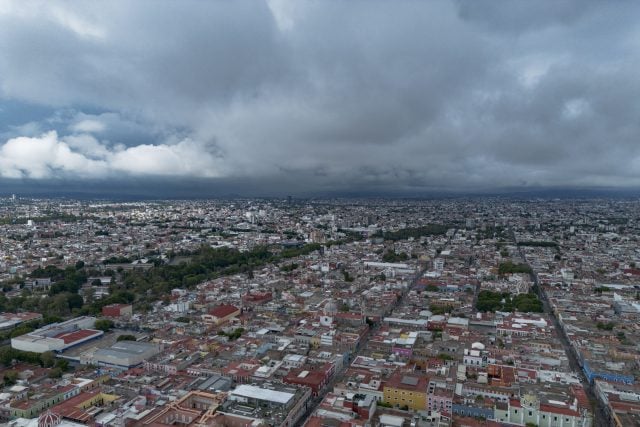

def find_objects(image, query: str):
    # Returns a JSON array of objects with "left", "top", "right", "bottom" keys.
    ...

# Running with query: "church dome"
[
  {"left": 38, "top": 411, "right": 61, "bottom": 427},
  {"left": 324, "top": 299, "right": 338, "bottom": 315}
]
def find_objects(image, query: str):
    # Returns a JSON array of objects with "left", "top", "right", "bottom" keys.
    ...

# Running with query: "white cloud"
[
  {"left": 0, "top": 131, "right": 221, "bottom": 179},
  {"left": 63, "top": 133, "right": 110, "bottom": 158},
  {"left": 0, "top": 131, "right": 107, "bottom": 179},
  {"left": 110, "top": 139, "right": 221, "bottom": 177},
  {"left": 69, "top": 119, "right": 105, "bottom": 133}
]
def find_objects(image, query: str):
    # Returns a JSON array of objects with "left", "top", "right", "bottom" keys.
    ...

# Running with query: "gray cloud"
[{"left": 0, "top": 0, "right": 639, "bottom": 193}]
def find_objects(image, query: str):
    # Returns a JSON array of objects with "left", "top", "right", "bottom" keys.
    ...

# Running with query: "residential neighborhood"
[{"left": 0, "top": 196, "right": 639, "bottom": 426}]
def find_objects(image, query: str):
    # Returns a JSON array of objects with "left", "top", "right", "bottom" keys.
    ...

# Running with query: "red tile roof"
[
  {"left": 208, "top": 304, "right": 240, "bottom": 318},
  {"left": 52, "top": 390, "right": 102, "bottom": 422},
  {"left": 54, "top": 329, "right": 102, "bottom": 344},
  {"left": 570, "top": 384, "right": 590, "bottom": 410},
  {"left": 385, "top": 371, "right": 429, "bottom": 392},
  {"left": 0, "top": 312, "right": 42, "bottom": 321},
  {"left": 540, "top": 403, "right": 580, "bottom": 417},
  {"left": 509, "top": 398, "right": 522, "bottom": 408}
]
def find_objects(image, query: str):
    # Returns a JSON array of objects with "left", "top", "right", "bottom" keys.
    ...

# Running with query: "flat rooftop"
[
  {"left": 94, "top": 340, "right": 157, "bottom": 358},
  {"left": 232, "top": 384, "right": 294, "bottom": 405}
]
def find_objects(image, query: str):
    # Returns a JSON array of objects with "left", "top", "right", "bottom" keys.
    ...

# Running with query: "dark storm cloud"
[
  {"left": 455, "top": 0, "right": 601, "bottom": 33},
  {"left": 0, "top": 0, "right": 639, "bottom": 193}
]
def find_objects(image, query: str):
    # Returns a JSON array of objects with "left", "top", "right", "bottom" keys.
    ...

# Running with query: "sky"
[{"left": 0, "top": 0, "right": 639, "bottom": 197}]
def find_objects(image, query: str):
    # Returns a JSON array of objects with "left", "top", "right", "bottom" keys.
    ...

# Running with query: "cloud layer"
[
  {"left": 0, "top": 130, "right": 222, "bottom": 180},
  {"left": 1, "top": 0, "right": 640, "bottom": 192}
]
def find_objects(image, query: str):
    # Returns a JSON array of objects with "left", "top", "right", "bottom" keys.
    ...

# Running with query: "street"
[
  {"left": 514, "top": 233, "right": 609, "bottom": 427},
  {"left": 294, "top": 264, "right": 427, "bottom": 426}
]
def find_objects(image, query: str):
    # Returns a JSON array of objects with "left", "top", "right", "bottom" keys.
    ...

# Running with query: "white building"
[
  {"left": 494, "top": 394, "right": 593, "bottom": 427},
  {"left": 11, "top": 317, "right": 102, "bottom": 353}
]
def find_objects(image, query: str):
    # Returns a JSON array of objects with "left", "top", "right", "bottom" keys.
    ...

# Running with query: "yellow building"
[
  {"left": 9, "top": 384, "right": 79, "bottom": 418},
  {"left": 383, "top": 372, "right": 429, "bottom": 411}
]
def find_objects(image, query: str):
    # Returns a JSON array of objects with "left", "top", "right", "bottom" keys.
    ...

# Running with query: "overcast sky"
[{"left": 1, "top": 0, "right": 639, "bottom": 196}]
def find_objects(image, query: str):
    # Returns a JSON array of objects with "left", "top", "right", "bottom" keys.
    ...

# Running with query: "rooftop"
[{"left": 231, "top": 384, "right": 295, "bottom": 405}]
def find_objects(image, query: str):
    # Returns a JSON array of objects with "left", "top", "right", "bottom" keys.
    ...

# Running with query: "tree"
[
  {"left": 83, "top": 287, "right": 95, "bottom": 305},
  {"left": 380, "top": 225, "right": 449, "bottom": 241},
  {"left": 430, "top": 304, "right": 454, "bottom": 315},
  {"left": 342, "top": 270, "right": 354, "bottom": 282},
  {"left": 117, "top": 334, "right": 136, "bottom": 342},
  {"left": 48, "top": 367, "right": 63, "bottom": 378},
  {"left": 55, "top": 359, "right": 69, "bottom": 371},
  {"left": 218, "top": 327, "right": 245, "bottom": 341},
  {"left": 67, "top": 293, "right": 84, "bottom": 310},
  {"left": 0, "top": 348, "right": 13, "bottom": 366},
  {"left": 382, "top": 251, "right": 409, "bottom": 263},
  {"left": 498, "top": 261, "right": 532, "bottom": 275},
  {"left": 94, "top": 319, "right": 114, "bottom": 332},
  {"left": 596, "top": 322, "right": 615, "bottom": 331},
  {"left": 10, "top": 325, "right": 34, "bottom": 338},
  {"left": 41, "top": 351, "right": 55, "bottom": 368},
  {"left": 50, "top": 293, "right": 70, "bottom": 317},
  {"left": 4, "top": 369, "right": 18, "bottom": 385}
]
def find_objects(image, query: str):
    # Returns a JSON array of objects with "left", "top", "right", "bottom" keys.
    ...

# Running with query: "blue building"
[
  {"left": 582, "top": 360, "right": 634, "bottom": 384},
  {"left": 452, "top": 403, "right": 493, "bottom": 419}
]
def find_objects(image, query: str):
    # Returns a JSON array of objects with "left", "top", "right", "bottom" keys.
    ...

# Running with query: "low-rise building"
[
  {"left": 383, "top": 372, "right": 429, "bottom": 411},
  {"left": 88, "top": 341, "right": 162, "bottom": 369},
  {"left": 11, "top": 317, "right": 102, "bottom": 353},
  {"left": 201, "top": 304, "right": 240, "bottom": 325},
  {"left": 216, "top": 383, "right": 311, "bottom": 427},
  {"left": 101, "top": 303, "right": 133, "bottom": 318}
]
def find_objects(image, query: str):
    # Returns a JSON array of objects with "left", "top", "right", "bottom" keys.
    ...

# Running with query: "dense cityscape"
[
  {"left": 0, "top": 196, "right": 637, "bottom": 426},
  {"left": 2, "top": 2, "right": 640, "bottom": 426}
]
